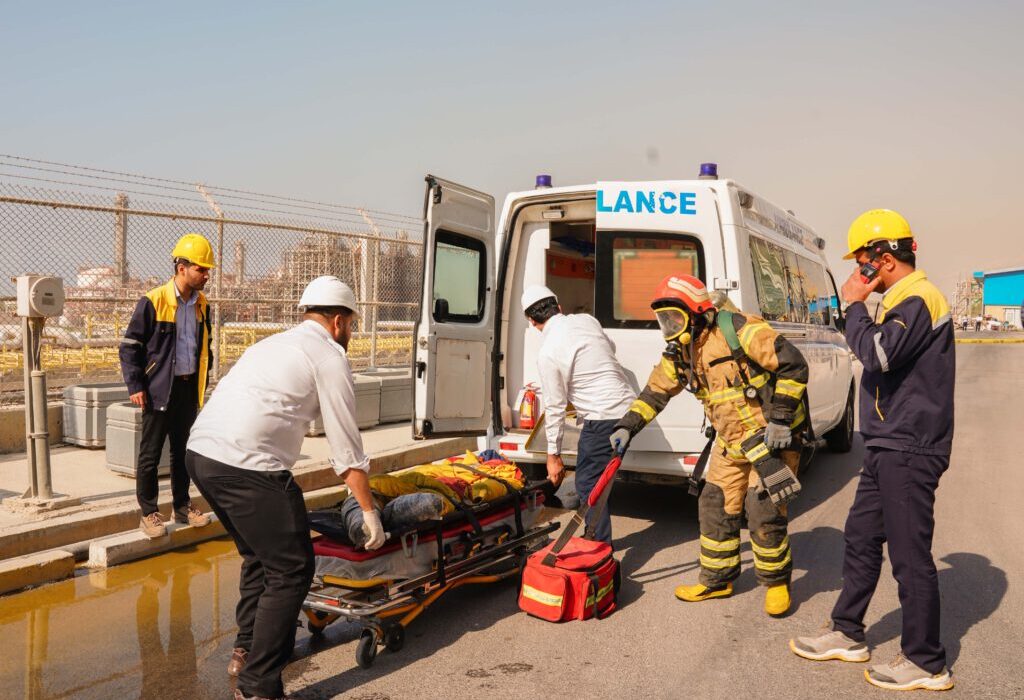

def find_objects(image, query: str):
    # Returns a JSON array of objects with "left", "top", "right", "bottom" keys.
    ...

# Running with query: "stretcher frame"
[{"left": 301, "top": 483, "right": 558, "bottom": 668}]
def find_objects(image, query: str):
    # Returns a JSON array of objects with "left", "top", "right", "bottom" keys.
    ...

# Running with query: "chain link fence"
[{"left": 0, "top": 155, "right": 424, "bottom": 408}]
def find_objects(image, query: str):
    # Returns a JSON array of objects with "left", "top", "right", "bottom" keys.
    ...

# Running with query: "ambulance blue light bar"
[
  {"left": 535, "top": 174, "right": 552, "bottom": 188},
  {"left": 699, "top": 163, "right": 718, "bottom": 178}
]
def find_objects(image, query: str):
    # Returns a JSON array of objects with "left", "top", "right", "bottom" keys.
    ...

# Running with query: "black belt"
[{"left": 174, "top": 373, "right": 197, "bottom": 381}]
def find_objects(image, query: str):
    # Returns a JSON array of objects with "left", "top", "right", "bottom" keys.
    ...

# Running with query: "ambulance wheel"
[
  {"left": 825, "top": 385, "right": 855, "bottom": 454},
  {"left": 356, "top": 629, "right": 378, "bottom": 668},
  {"left": 384, "top": 623, "right": 405, "bottom": 652}
]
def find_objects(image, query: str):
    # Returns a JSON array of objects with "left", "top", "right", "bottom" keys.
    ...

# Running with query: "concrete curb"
[
  {"left": 955, "top": 338, "right": 1024, "bottom": 344},
  {"left": 0, "top": 550, "right": 75, "bottom": 595}
]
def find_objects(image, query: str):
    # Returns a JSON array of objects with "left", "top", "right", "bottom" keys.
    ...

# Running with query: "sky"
[{"left": 2, "top": 0, "right": 1023, "bottom": 298}]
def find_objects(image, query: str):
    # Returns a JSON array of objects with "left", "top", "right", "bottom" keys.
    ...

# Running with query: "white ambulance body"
[{"left": 413, "top": 166, "right": 855, "bottom": 479}]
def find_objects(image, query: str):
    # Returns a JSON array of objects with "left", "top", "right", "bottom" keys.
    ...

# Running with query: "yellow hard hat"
[
  {"left": 844, "top": 209, "right": 914, "bottom": 259},
  {"left": 171, "top": 233, "right": 216, "bottom": 268}
]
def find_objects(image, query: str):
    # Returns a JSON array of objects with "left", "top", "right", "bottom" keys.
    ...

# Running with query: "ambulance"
[{"left": 412, "top": 164, "right": 855, "bottom": 481}]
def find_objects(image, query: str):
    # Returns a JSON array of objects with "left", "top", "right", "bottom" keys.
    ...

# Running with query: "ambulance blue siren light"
[
  {"left": 535, "top": 174, "right": 552, "bottom": 188},
  {"left": 699, "top": 163, "right": 718, "bottom": 178}
]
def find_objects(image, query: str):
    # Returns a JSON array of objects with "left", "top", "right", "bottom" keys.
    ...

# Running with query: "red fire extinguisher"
[{"left": 519, "top": 383, "right": 539, "bottom": 429}]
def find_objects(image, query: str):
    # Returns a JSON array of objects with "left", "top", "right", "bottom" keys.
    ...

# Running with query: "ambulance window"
[
  {"left": 749, "top": 236, "right": 789, "bottom": 321},
  {"left": 782, "top": 249, "right": 811, "bottom": 324},
  {"left": 796, "top": 257, "right": 831, "bottom": 326},
  {"left": 432, "top": 229, "right": 486, "bottom": 323},
  {"left": 594, "top": 232, "right": 704, "bottom": 328}
]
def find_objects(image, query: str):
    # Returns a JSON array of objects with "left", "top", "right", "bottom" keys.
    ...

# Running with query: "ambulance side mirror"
[{"left": 433, "top": 297, "right": 450, "bottom": 323}]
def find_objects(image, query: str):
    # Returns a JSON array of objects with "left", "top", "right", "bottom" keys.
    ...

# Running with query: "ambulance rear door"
[{"left": 413, "top": 176, "right": 495, "bottom": 439}]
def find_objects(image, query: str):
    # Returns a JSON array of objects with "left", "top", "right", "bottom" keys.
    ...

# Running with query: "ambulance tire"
[
  {"left": 356, "top": 629, "right": 378, "bottom": 668},
  {"left": 825, "top": 385, "right": 855, "bottom": 453}
]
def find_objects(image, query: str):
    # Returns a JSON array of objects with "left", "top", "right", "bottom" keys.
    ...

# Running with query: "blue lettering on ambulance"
[{"left": 597, "top": 190, "right": 699, "bottom": 215}]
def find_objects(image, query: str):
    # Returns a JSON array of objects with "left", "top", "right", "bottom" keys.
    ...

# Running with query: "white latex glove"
[
  {"left": 609, "top": 428, "right": 631, "bottom": 455},
  {"left": 361, "top": 509, "right": 386, "bottom": 550}
]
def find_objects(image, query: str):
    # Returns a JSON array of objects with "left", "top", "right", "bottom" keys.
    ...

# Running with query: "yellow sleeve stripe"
[
  {"left": 738, "top": 321, "right": 772, "bottom": 350},
  {"left": 775, "top": 378, "right": 807, "bottom": 399},
  {"left": 629, "top": 399, "right": 657, "bottom": 423},
  {"left": 659, "top": 356, "right": 678, "bottom": 383}
]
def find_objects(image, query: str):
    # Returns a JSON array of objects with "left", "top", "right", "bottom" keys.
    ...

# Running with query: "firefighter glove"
[
  {"left": 754, "top": 458, "right": 802, "bottom": 507},
  {"left": 609, "top": 428, "right": 631, "bottom": 455},
  {"left": 764, "top": 422, "right": 793, "bottom": 451},
  {"left": 361, "top": 509, "right": 386, "bottom": 550}
]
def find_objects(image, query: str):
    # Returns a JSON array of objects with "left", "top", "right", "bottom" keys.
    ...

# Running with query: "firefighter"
[{"left": 610, "top": 274, "right": 809, "bottom": 616}]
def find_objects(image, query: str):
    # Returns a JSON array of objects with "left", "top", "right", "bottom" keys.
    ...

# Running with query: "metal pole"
[
  {"left": 28, "top": 318, "right": 53, "bottom": 499},
  {"left": 22, "top": 316, "right": 38, "bottom": 498},
  {"left": 114, "top": 193, "right": 129, "bottom": 285},
  {"left": 370, "top": 237, "right": 380, "bottom": 368},
  {"left": 213, "top": 217, "right": 224, "bottom": 381}
]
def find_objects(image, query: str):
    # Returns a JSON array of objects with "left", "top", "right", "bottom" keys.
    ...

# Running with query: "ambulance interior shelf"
[{"left": 546, "top": 221, "right": 595, "bottom": 316}]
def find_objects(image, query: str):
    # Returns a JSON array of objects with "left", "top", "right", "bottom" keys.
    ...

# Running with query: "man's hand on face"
[
  {"left": 841, "top": 268, "right": 882, "bottom": 304},
  {"left": 546, "top": 454, "right": 566, "bottom": 489}
]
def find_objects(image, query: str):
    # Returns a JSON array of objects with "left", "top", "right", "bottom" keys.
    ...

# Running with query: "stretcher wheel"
[
  {"left": 356, "top": 629, "right": 378, "bottom": 668},
  {"left": 306, "top": 610, "right": 330, "bottom": 637},
  {"left": 384, "top": 623, "right": 405, "bottom": 652}
]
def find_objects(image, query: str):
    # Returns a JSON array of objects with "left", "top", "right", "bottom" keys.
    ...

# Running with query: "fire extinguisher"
[{"left": 519, "top": 383, "right": 539, "bottom": 429}]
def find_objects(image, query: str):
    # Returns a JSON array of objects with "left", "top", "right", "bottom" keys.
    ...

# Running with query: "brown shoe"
[
  {"left": 139, "top": 512, "right": 167, "bottom": 539},
  {"left": 227, "top": 647, "right": 248, "bottom": 677},
  {"left": 175, "top": 504, "right": 211, "bottom": 528},
  {"left": 232, "top": 689, "right": 293, "bottom": 700}
]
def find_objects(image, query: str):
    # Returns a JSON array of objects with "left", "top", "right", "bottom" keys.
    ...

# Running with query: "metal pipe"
[
  {"left": 213, "top": 217, "right": 224, "bottom": 381},
  {"left": 30, "top": 367, "right": 53, "bottom": 499},
  {"left": 22, "top": 315, "right": 38, "bottom": 498}
]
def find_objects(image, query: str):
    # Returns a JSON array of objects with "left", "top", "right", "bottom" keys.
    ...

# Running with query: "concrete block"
[
  {"left": 105, "top": 401, "right": 170, "bottom": 477},
  {"left": 308, "top": 372, "right": 382, "bottom": 435},
  {"left": 0, "top": 550, "right": 75, "bottom": 594},
  {"left": 63, "top": 382, "right": 129, "bottom": 447},
  {"left": 0, "top": 403, "right": 62, "bottom": 454},
  {"left": 365, "top": 368, "right": 412, "bottom": 424},
  {"left": 87, "top": 517, "right": 227, "bottom": 568}
]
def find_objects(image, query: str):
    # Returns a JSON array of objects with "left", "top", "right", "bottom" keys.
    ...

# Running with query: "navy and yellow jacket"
[
  {"left": 845, "top": 270, "right": 954, "bottom": 456},
  {"left": 119, "top": 279, "right": 212, "bottom": 411}
]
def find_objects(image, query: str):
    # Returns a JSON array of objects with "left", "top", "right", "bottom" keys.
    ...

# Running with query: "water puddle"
[{"left": 0, "top": 538, "right": 260, "bottom": 700}]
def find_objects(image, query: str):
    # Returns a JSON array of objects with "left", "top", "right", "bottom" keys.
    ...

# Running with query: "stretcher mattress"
[{"left": 313, "top": 494, "right": 544, "bottom": 583}]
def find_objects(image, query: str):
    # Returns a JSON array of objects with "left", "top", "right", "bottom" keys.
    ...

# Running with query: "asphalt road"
[{"left": 286, "top": 343, "right": 1023, "bottom": 700}]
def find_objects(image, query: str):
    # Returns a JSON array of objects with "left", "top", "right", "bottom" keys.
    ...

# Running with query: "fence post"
[
  {"left": 213, "top": 216, "right": 224, "bottom": 381},
  {"left": 114, "top": 193, "right": 129, "bottom": 285}
]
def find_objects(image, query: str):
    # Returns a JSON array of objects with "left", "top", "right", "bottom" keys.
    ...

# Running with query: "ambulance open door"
[{"left": 413, "top": 176, "right": 495, "bottom": 439}]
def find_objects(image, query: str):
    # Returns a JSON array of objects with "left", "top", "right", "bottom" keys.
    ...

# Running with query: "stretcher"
[{"left": 301, "top": 479, "right": 557, "bottom": 668}]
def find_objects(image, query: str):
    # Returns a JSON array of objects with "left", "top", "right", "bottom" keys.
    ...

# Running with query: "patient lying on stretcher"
[{"left": 311, "top": 451, "right": 526, "bottom": 548}]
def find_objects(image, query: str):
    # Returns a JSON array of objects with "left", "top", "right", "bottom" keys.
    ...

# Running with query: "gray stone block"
[
  {"left": 363, "top": 367, "right": 412, "bottom": 424},
  {"left": 63, "top": 382, "right": 129, "bottom": 447},
  {"left": 105, "top": 401, "right": 170, "bottom": 477}
]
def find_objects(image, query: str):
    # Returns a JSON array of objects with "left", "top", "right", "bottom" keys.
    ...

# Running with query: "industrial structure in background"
[
  {"left": 0, "top": 155, "right": 424, "bottom": 408},
  {"left": 972, "top": 266, "right": 1024, "bottom": 329}
]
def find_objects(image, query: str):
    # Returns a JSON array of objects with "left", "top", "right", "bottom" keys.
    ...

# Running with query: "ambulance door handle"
[{"left": 416, "top": 361, "right": 426, "bottom": 379}]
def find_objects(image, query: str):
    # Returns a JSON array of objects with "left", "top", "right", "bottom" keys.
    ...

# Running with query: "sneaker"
[
  {"left": 790, "top": 622, "right": 870, "bottom": 662},
  {"left": 139, "top": 512, "right": 167, "bottom": 539},
  {"left": 865, "top": 654, "right": 954, "bottom": 691},
  {"left": 764, "top": 583, "right": 791, "bottom": 616},
  {"left": 674, "top": 582, "right": 733, "bottom": 602},
  {"left": 227, "top": 647, "right": 248, "bottom": 677},
  {"left": 174, "top": 504, "right": 211, "bottom": 528}
]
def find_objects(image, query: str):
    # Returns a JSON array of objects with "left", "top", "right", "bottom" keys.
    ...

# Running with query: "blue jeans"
[{"left": 574, "top": 419, "right": 618, "bottom": 546}]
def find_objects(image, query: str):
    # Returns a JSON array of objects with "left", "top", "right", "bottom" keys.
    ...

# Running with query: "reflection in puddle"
[{"left": 0, "top": 538, "right": 249, "bottom": 700}]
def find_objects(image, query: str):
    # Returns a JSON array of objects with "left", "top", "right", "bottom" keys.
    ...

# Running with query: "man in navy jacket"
[{"left": 790, "top": 210, "right": 955, "bottom": 692}]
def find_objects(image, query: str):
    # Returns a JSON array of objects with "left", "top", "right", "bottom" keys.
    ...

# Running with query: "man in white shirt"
[
  {"left": 186, "top": 276, "right": 384, "bottom": 700},
  {"left": 522, "top": 285, "right": 636, "bottom": 546}
]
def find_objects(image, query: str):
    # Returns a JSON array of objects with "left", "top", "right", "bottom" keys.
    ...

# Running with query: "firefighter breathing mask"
[{"left": 655, "top": 307, "right": 691, "bottom": 343}]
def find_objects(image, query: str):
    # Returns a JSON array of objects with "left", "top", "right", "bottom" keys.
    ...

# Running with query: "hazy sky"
[{"left": 3, "top": 1, "right": 1022, "bottom": 297}]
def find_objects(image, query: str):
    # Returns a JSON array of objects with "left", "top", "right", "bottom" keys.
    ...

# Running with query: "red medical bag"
[{"left": 519, "top": 536, "right": 618, "bottom": 621}]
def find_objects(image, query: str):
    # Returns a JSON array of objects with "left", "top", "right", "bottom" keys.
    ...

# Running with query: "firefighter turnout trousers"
[{"left": 698, "top": 446, "right": 800, "bottom": 588}]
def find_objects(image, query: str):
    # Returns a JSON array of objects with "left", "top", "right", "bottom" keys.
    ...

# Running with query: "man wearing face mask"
[
  {"left": 186, "top": 276, "right": 383, "bottom": 700},
  {"left": 790, "top": 210, "right": 955, "bottom": 692},
  {"left": 521, "top": 284, "right": 636, "bottom": 547},
  {"left": 611, "top": 274, "right": 809, "bottom": 616}
]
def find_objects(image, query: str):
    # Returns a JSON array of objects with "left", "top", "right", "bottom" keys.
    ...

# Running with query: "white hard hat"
[
  {"left": 521, "top": 284, "right": 557, "bottom": 312},
  {"left": 298, "top": 275, "right": 359, "bottom": 315}
]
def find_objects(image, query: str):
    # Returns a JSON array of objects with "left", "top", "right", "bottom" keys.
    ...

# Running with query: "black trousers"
[
  {"left": 574, "top": 419, "right": 618, "bottom": 546},
  {"left": 831, "top": 447, "right": 948, "bottom": 673},
  {"left": 185, "top": 450, "right": 315, "bottom": 698},
  {"left": 137, "top": 375, "right": 198, "bottom": 516}
]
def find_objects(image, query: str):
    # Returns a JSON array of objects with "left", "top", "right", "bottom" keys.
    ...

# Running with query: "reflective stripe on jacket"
[
  {"left": 844, "top": 270, "right": 954, "bottom": 456},
  {"left": 119, "top": 279, "right": 212, "bottom": 411},
  {"left": 616, "top": 311, "right": 809, "bottom": 451}
]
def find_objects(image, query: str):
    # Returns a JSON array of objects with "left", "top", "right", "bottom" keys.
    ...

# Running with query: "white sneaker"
[
  {"left": 865, "top": 654, "right": 954, "bottom": 691},
  {"left": 789, "top": 622, "right": 870, "bottom": 662}
]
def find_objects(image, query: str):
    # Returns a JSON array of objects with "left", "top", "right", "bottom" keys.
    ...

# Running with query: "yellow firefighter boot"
[
  {"left": 765, "top": 584, "right": 791, "bottom": 616},
  {"left": 674, "top": 582, "right": 733, "bottom": 602}
]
